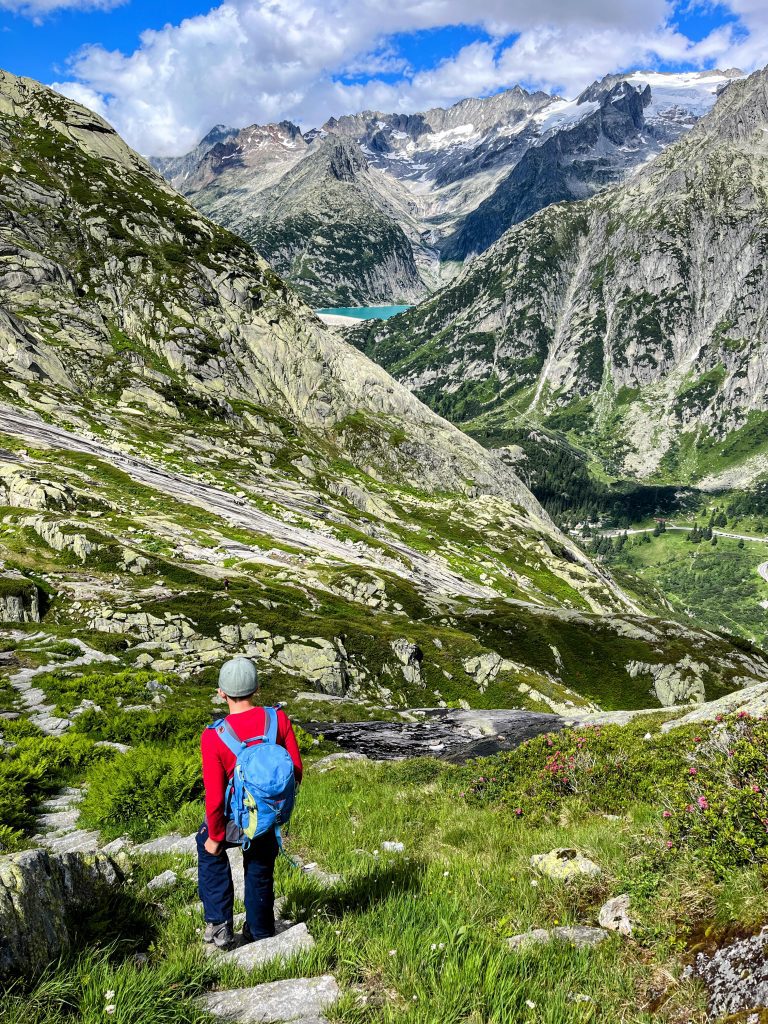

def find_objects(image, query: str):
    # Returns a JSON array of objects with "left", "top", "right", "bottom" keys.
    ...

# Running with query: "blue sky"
[{"left": 0, "top": 0, "right": 761, "bottom": 154}]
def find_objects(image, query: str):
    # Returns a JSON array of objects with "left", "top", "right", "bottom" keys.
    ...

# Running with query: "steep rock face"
[
  {"left": 150, "top": 123, "right": 240, "bottom": 191},
  {"left": 0, "top": 69, "right": 536, "bottom": 508},
  {"left": 0, "top": 848, "right": 122, "bottom": 976},
  {"left": 0, "top": 67, "right": 644, "bottom": 624},
  {"left": 356, "top": 67, "right": 768, "bottom": 484},
  {"left": 204, "top": 136, "right": 427, "bottom": 307},
  {"left": 440, "top": 81, "right": 652, "bottom": 260}
]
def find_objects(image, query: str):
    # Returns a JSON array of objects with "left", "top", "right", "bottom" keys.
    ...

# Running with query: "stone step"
[
  {"left": 134, "top": 832, "right": 197, "bottom": 855},
  {"left": 39, "top": 829, "right": 101, "bottom": 855},
  {"left": 199, "top": 975, "right": 339, "bottom": 1023},
  {"left": 30, "top": 713, "right": 72, "bottom": 736},
  {"left": 37, "top": 809, "right": 80, "bottom": 832},
  {"left": 39, "top": 791, "right": 83, "bottom": 812},
  {"left": 206, "top": 923, "right": 314, "bottom": 970}
]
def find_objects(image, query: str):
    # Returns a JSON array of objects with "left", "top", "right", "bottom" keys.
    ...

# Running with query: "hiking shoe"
[
  {"left": 242, "top": 923, "right": 275, "bottom": 944},
  {"left": 204, "top": 921, "right": 234, "bottom": 949}
]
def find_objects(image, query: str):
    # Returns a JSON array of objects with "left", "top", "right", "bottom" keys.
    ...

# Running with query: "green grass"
[
  {"left": 4, "top": 712, "right": 768, "bottom": 1022},
  {"left": 606, "top": 530, "right": 768, "bottom": 647}
]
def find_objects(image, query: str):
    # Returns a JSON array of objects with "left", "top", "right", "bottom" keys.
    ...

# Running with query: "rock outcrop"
[
  {"left": 0, "top": 570, "right": 40, "bottom": 622},
  {"left": 0, "top": 847, "right": 122, "bottom": 976},
  {"left": 684, "top": 926, "right": 768, "bottom": 1019}
]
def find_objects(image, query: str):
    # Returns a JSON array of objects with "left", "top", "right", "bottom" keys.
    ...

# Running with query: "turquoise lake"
[{"left": 316, "top": 305, "right": 411, "bottom": 320}]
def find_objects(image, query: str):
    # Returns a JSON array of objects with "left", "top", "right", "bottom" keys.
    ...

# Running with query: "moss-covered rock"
[{"left": 0, "top": 847, "right": 122, "bottom": 977}]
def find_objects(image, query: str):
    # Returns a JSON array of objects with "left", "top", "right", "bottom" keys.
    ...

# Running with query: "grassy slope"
[
  {"left": 606, "top": 530, "right": 768, "bottom": 648},
  {"left": 4, "top": 715, "right": 768, "bottom": 1023}
]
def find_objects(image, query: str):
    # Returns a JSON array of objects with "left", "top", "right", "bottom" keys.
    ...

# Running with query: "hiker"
[{"left": 197, "top": 657, "right": 303, "bottom": 949}]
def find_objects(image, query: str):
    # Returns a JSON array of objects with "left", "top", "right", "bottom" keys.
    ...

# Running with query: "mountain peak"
[{"left": 323, "top": 136, "right": 369, "bottom": 180}]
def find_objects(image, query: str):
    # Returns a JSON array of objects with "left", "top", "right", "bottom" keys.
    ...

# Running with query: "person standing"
[{"left": 197, "top": 657, "right": 303, "bottom": 948}]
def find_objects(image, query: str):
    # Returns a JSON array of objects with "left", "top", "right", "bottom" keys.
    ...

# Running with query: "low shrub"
[
  {"left": 664, "top": 714, "right": 768, "bottom": 875},
  {"left": 73, "top": 705, "right": 210, "bottom": 745},
  {"left": 0, "top": 733, "right": 111, "bottom": 846},
  {"left": 456, "top": 716, "right": 697, "bottom": 822},
  {"left": 39, "top": 668, "right": 179, "bottom": 717},
  {"left": 78, "top": 744, "right": 202, "bottom": 842}
]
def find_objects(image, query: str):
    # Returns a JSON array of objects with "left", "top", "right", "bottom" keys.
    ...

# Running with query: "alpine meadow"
[{"left": 2, "top": 6, "right": 768, "bottom": 1022}]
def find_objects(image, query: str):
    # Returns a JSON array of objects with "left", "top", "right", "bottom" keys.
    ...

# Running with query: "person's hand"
[{"left": 204, "top": 836, "right": 223, "bottom": 856}]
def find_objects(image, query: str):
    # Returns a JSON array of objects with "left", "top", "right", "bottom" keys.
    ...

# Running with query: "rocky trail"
[
  {"left": 20, "top": 785, "right": 344, "bottom": 1023},
  {"left": 8, "top": 634, "right": 120, "bottom": 736}
]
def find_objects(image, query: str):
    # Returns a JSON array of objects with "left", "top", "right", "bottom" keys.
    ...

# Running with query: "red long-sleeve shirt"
[{"left": 201, "top": 707, "right": 304, "bottom": 842}]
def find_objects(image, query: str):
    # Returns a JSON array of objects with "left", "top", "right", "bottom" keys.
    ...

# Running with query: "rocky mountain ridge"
[
  {"left": 150, "top": 69, "right": 740, "bottom": 305},
  {"left": 354, "top": 65, "right": 768, "bottom": 488},
  {"left": 1, "top": 67, "right": 764, "bottom": 715}
]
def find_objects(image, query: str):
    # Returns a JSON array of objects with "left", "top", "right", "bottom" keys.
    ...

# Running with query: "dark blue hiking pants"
[{"left": 196, "top": 821, "right": 278, "bottom": 939}]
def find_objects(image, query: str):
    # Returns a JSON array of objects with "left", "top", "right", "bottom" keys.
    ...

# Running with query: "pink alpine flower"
[
  {"left": 689, "top": 767, "right": 698, "bottom": 776},
  {"left": 697, "top": 796, "right": 709, "bottom": 810},
  {"left": 685, "top": 804, "right": 696, "bottom": 813},
  {"left": 662, "top": 810, "right": 672, "bottom": 819},
  {"left": 666, "top": 840, "right": 674, "bottom": 849},
  {"left": 752, "top": 785, "right": 761, "bottom": 794}
]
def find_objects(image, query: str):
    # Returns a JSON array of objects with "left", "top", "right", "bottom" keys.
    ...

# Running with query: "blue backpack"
[{"left": 210, "top": 706, "right": 296, "bottom": 851}]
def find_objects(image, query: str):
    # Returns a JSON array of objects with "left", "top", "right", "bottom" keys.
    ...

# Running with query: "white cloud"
[
  {"left": 49, "top": 0, "right": 766, "bottom": 156},
  {"left": 1, "top": 0, "right": 123, "bottom": 20}
]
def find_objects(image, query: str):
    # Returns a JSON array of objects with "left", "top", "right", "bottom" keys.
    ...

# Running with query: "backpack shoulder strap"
[
  {"left": 263, "top": 706, "right": 278, "bottom": 745},
  {"left": 214, "top": 717, "right": 246, "bottom": 759}
]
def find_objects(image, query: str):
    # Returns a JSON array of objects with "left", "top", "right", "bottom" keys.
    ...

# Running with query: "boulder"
[
  {"left": 310, "top": 751, "right": 368, "bottom": 773},
  {"left": 530, "top": 848, "right": 601, "bottom": 881},
  {"left": 684, "top": 925, "right": 768, "bottom": 1019},
  {"left": 391, "top": 639, "right": 423, "bottom": 686},
  {"left": 145, "top": 869, "right": 178, "bottom": 891},
  {"left": 598, "top": 894, "right": 632, "bottom": 936},
  {"left": 275, "top": 640, "right": 348, "bottom": 696},
  {"left": 463, "top": 651, "right": 514, "bottom": 691},
  {"left": 0, "top": 571, "right": 41, "bottom": 622},
  {"left": 626, "top": 656, "right": 706, "bottom": 706},
  {"left": 134, "top": 832, "right": 197, "bottom": 855},
  {"left": 0, "top": 464, "right": 73, "bottom": 511},
  {"left": 0, "top": 848, "right": 121, "bottom": 976}
]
